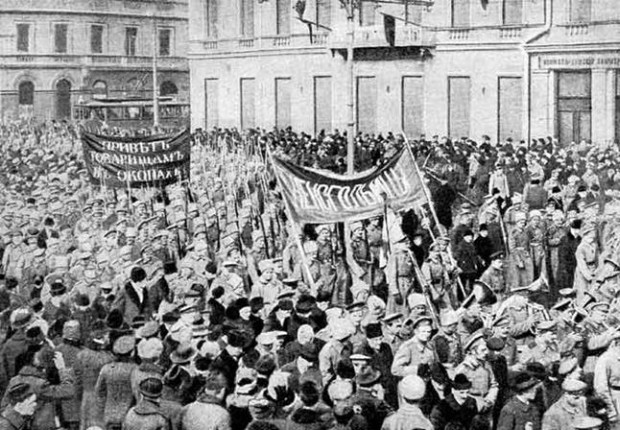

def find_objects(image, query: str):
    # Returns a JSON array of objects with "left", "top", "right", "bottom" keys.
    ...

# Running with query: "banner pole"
[
  {"left": 265, "top": 148, "right": 316, "bottom": 293},
  {"left": 402, "top": 131, "right": 467, "bottom": 302}
]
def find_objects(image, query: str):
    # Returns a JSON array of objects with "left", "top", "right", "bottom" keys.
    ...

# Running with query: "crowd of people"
[{"left": 0, "top": 119, "right": 619, "bottom": 430}]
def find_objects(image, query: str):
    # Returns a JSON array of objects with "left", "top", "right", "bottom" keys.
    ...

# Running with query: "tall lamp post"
[
  {"left": 152, "top": 14, "right": 160, "bottom": 129},
  {"left": 340, "top": 0, "right": 359, "bottom": 174}
]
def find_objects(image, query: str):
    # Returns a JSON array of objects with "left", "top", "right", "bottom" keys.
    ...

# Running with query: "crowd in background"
[{"left": 0, "top": 119, "right": 619, "bottom": 430}]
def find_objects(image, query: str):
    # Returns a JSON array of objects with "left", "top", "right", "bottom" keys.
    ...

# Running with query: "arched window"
[
  {"left": 93, "top": 80, "right": 108, "bottom": 99},
  {"left": 18, "top": 81, "right": 34, "bottom": 105},
  {"left": 160, "top": 81, "right": 178, "bottom": 96},
  {"left": 55, "top": 79, "right": 72, "bottom": 119}
]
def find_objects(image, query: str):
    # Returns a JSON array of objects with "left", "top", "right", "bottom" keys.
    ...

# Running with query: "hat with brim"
[
  {"left": 113, "top": 335, "right": 136, "bottom": 355},
  {"left": 513, "top": 373, "right": 539, "bottom": 393},
  {"left": 170, "top": 344, "right": 197, "bottom": 365},
  {"left": 356, "top": 368, "right": 381, "bottom": 387}
]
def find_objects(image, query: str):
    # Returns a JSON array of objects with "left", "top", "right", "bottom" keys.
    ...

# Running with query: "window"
[
  {"left": 206, "top": 0, "right": 218, "bottom": 39},
  {"left": 314, "top": 76, "right": 332, "bottom": 134},
  {"left": 276, "top": 0, "right": 290, "bottom": 35},
  {"left": 93, "top": 81, "right": 107, "bottom": 99},
  {"left": 240, "top": 0, "right": 254, "bottom": 38},
  {"left": 275, "top": 78, "right": 291, "bottom": 129},
  {"left": 359, "top": 1, "right": 376, "bottom": 26},
  {"left": 240, "top": 78, "right": 255, "bottom": 130},
  {"left": 316, "top": 0, "right": 331, "bottom": 29},
  {"left": 125, "top": 27, "right": 138, "bottom": 56},
  {"left": 451, "top": 0, "right": 470, "bottom": 27},
  {"left": 498, "top": 77, "right": 523, "bottom": 142},
  {"left": 503, "top": 0, "right": 523, "bottom": 25},
  {"left": 54, "top": 24, "right": 68, "bottom": 53},
  {"left": 91, "top": 25, "right": 104, "bottom": 54},
  {"left": 569, "top": 0, "right": 591, "bottom": 22},
  {"left": 205, "top": 79, "right": 219, "bottom": 129},
  {"left": 557, "top": 72, "right": 591, "bottom": 144},
  {"left": 16, "top": 24, "right": 30, "bottom": 53},
  {"left": 357, "top": 76, "right": 377, "bottom": 134},
  {"left": 18, "top": 81, "right": 34, "bottom": 106},
  {"left": 160, "top": 81, "right": 178, "bottom": 96},
  {"left": 402, "top": 76, "right": 423, "bottom": 139},
  {"left": 448, "top": 76, "right": 471, "bottom": 139},
  {"left": 159, "top": 28, "right": 171, "bottom": 56}
]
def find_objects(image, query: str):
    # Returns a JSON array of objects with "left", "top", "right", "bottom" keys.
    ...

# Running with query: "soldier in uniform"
[
  {"left": 381, "top": 313, "right": 406, "bottom": 355},
  {"left": 454, "top": 331, "right": 499, "bottom": 417},
  {"left": 391, "top": 316, "right": 436, "bottom": 378},
  {"left": 546, "top": 210, "right": 566, "bottom": 303},
  {"left": 386, "top": 236, "right": 414, "bottom": 315},
  {"left": 318, "top": 324, "right": 353, "bottom": 386},
  {"left": 421, "top": 243, "right": 453, "bottom": 310},
  {"left": 594, "top": 338, "right": 620, "bottom": 430},
  {"left": 430, "top": 310, "right": 463, "bottom": 373},
  {"left": 573, "top": 225, "right": 599, "bottom": 302},
  {"left": 542, "top": 379, "right": 589, "bottom": 430},
  {"left": 479, "top": 251, "right": 507, "bottom": 301},
  {"left": 507, "top": 212, "right": 534, "bottom": 291},
  {"left": 519, "top": 320, "right": 560, "bottom": 369}
]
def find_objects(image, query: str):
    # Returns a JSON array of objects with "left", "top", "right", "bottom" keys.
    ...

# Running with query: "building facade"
[
  {"left": 0, "top": 0, "right": 189, "bottom": 121},
  {"left": 188, "top": 0, "right": 620, "bottom": 145}
]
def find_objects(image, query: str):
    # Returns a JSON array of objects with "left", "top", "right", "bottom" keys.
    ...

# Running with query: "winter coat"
[
  {"left": 113, "top": 281, "right": 152, "bottom": 325},
  {"left": 2, "top": 365, "right": 75, "bottom": 430},
  {"left": 497, "top": 396, "right": 542, "bottom": 430},
  {"left": 0, "top": 331, "right": 28, "bottom": 396},
  {"left": 285, "top": 406, "right": 332, "bottom": 430},
  {"left": 74, "top": 347, "right": 114, "bottom": 430},
  {"left": 95, "top": 360, "right": 138, "bottom": 426},
  {"left": 55, "top": 340, "right": 82, "bottom": 423},
  {"left": 380, "top": 404, "right": 432, "bottom": 430},
  {"left": 123, "top": 398, "right": 171, "bottom": 430},
  {"left": 181, "top": 394, "right": 231, "bottom": 430},
  {"left": 429, "top": 394, "right": 478, "bottom": 430}
]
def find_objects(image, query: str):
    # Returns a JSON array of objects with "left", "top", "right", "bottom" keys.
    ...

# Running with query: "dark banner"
[
  {"left": 272, "top": 148, "right": 426, "bottom": 224},
  {"left": 81, "top": 129, "right": 191, "bottom": 188}
]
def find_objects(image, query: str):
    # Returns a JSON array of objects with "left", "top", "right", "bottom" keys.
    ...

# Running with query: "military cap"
[
  {"left": 558, "top": 357, "right": 579, "bottom": 376},
  {"left": 382, "top": 313, "right": 403, "bottom": 324},
  {"left": 464, "top": 330, "right": 486, "bottom": 352},
  {"left": 411, "top": 315, "right": 433, "bottom": 330}
]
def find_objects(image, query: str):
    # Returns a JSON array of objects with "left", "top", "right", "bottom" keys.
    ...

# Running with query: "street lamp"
[{"left": 339, "top": 0, "right": 360, "bottom": 174}]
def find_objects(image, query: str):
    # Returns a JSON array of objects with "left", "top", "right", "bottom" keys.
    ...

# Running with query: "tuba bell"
[{"left": 511, "top": 273, "right": 548, "bottom": 294}]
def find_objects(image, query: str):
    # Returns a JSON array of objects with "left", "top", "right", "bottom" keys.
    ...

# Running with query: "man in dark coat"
[
  {"left": 557, "top": 219, "right": 582, "bottom": 292},
  {"left": 209, "top": 330, "right": 245, "bottom": 391},
  {"left": 430, "top": 374, "right": 478, "bottom": 430},
  {"left": 497, "top": 373, "right": 542, "bottom": 430},
  {"left": 455, "top": 230, "right": 478, "bottom": 292},
  {"left": 0, "top": 309, "right": 32, "bottom": 397},
  {"left": 113, "top": 266, "right": 152, "bottom": 325}
]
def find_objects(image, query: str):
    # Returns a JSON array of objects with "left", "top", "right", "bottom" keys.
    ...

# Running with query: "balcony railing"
[{"left": 0, "top": 54, "right": 188, "bottom": 70}]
